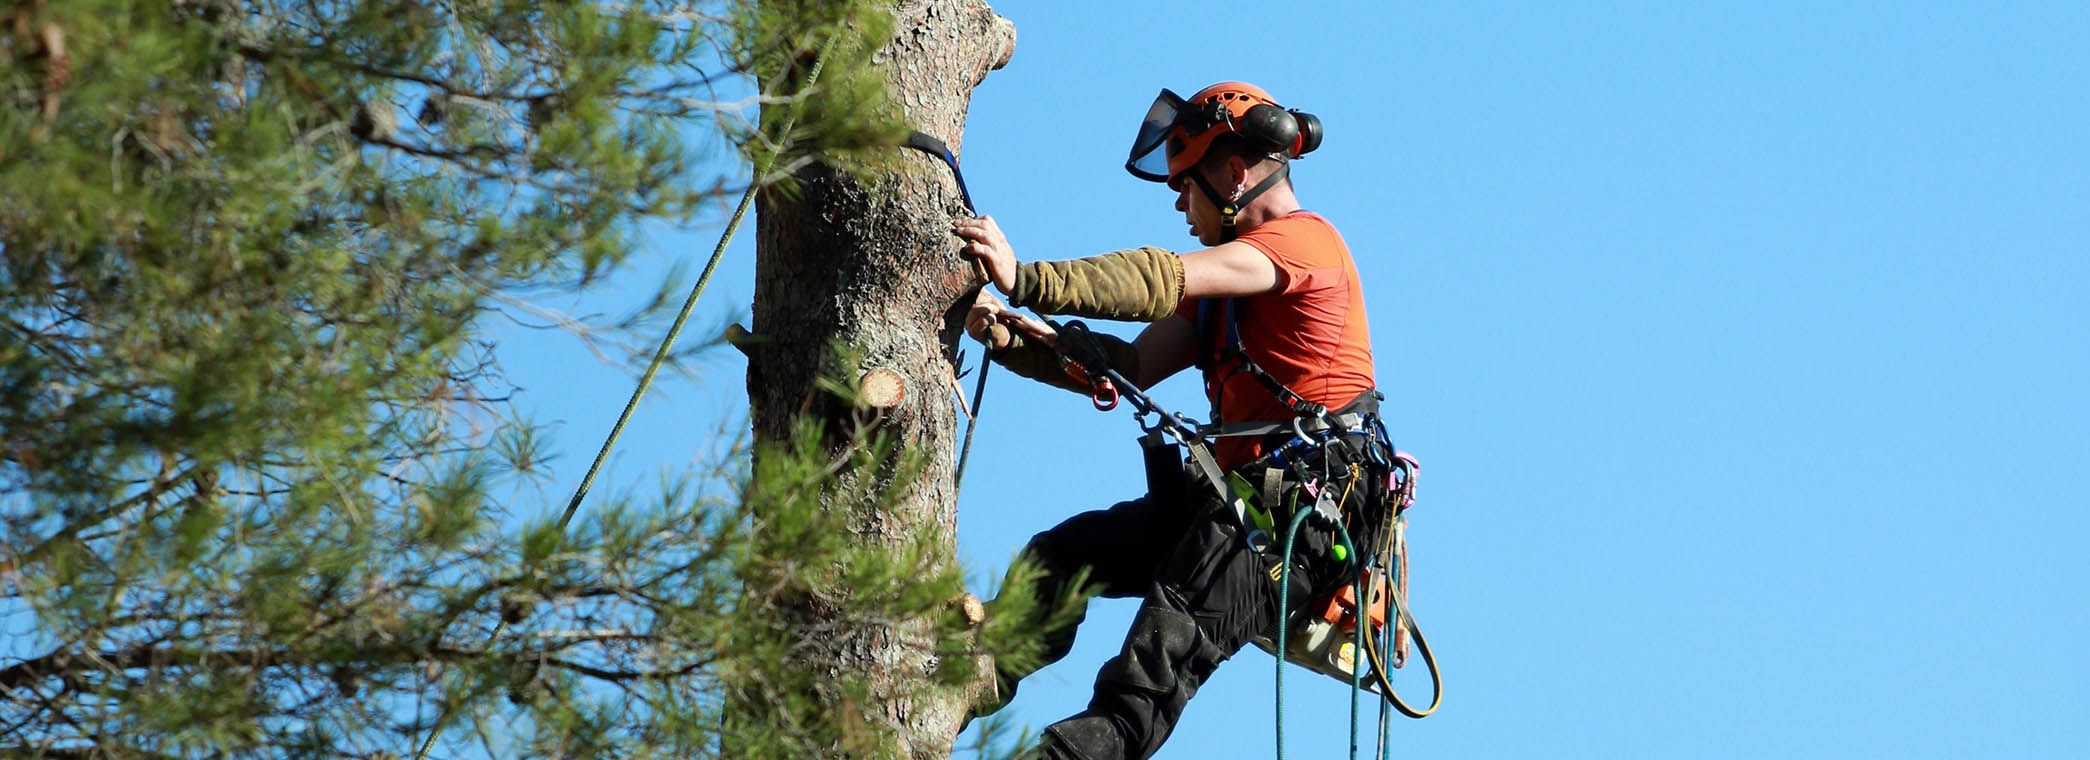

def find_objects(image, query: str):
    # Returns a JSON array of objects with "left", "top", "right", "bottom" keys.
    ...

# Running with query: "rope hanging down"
[{"left": 558, "top": 57, "right": 831, "bottom": 530}]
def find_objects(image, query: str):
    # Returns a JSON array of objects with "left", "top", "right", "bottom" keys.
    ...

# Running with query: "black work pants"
[{"left": 1006, "top": 479, "right": 1355, "bottom": 760}]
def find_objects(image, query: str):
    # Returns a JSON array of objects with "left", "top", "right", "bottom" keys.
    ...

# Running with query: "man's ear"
[{"left": 1227, "top": 155, "right": 1251, "bottom": 192}]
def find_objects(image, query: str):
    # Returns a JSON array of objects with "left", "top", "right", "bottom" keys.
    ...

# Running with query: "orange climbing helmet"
[{"left": 1125, "top": 81, "right": 1324, "bottom": 184}]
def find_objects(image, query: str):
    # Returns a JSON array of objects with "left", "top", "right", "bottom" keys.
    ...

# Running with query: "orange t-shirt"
[{"left": 1178, "top": 211, "right": 1375, "bottom": 470}]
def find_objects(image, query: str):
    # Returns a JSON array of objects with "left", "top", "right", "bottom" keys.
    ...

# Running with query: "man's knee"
[
  {"left": 1011, "top": 529, "right": 1095, "bottom": 616},
  {"left": 1020, "top": 529, "right": 1069, "bottom": 575},
  {"left": 1096, "top": 605, "right": 1219, "bottom": 696}
]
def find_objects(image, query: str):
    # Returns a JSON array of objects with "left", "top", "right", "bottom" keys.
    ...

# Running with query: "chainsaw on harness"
[{"left": 1048, "top": 319, "right": 1441, "bottom": 725}]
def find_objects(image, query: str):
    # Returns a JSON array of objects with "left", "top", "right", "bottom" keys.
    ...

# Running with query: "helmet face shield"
[{"left": 1125, "top": 89, "right": 1188, "bottom": 182}]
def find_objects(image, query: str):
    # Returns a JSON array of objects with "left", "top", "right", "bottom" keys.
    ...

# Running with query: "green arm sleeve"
[
  {"left": 991, "top": 330, "right": 1143, "bottom": 396},
  {"left": 1008, "top": 246, "right": 1184, "bottom": 322}
]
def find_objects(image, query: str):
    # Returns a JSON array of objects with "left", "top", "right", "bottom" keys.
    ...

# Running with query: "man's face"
[{"left": 1171, "top": 172, "right": 1222, "bottom": 247}]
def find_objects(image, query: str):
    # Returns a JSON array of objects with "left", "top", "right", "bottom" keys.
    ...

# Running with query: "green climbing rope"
[
  {"left": 1273, "top": 476, "right": 1438, "bottom": 760},
  {"left": 1274, "top": 501, "right": 1317, "bottom": 759},
  {"left": 557, "top": 55, "right": 829, "bottom": 530}
]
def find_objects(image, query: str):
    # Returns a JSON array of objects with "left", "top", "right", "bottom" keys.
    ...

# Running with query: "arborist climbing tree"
[{"left": 959, "top": 81, "right": 1426, "bottom": 760}]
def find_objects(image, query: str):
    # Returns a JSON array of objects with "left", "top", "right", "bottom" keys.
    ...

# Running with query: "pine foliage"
[{"left": 0, "top": 1, "right": 1026, "bottom": 757}]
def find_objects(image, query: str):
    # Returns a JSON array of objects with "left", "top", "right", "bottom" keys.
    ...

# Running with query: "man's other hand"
[{"left": 967, "top": 289, "right": 1055, "bottom": 351}]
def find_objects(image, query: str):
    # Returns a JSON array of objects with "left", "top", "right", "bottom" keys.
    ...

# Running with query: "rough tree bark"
[{"left": 745, "top": 1, "right": 1017, "bottom": 757}]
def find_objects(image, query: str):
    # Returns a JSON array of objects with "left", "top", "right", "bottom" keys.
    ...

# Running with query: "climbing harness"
[
  {"left": 1194, "top": 296, "right": 1331, "bottom": 421},
  {"left": 1047, "top": 316, "right": 1442, "bottom": 760},
  {"left": 1198, "top": 290, "right": 1443, "bottom": 750}
]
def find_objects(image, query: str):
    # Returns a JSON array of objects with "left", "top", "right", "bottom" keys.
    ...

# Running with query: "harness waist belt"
[
  {"left": 1198, "top": 389, "right": 1382, "bottom": 440},
  {"left": 1198, "top": 412, "right": 1367, "bottom": 440}
]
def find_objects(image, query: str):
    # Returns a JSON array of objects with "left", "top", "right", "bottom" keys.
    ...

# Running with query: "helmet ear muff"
[
  {"left": 1238, "top": 103, "right": 1298, "bottom": 155},
  {"left": 1238, "top": 103, "right": 1323, "bottom": 158},
  {"left": 1291, "top": 110, "right": 1322, "bottom": 157}
]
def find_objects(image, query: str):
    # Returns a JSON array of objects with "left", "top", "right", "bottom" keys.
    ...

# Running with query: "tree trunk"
[{"left": 746, "top": 2, "right": 1015, "bottom": 757}]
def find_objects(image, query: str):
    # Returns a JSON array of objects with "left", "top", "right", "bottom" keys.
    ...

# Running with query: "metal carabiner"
[
  {"left": 1391, "top": 451, "right": 1421, "bottom": 510},
  {"left": 1092, "top": 378, "right": 1119, "bottom": 411},
  {"left": 1134, "top": 409, "right": 1158, "bottom": 433}
]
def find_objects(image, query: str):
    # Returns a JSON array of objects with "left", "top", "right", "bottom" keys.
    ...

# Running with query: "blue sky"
[{"left": 500, "top": 2, "right": 2089, "bottom": 757}]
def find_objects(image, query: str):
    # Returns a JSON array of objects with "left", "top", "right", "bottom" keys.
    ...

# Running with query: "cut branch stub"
[
  {"left": 959, "top": 593, "right": 985, "bottom": 627},
  {"left": 723, "top": 323, "right": 757, "bottom": 358},
  {"left": 858, "top": 367, "right": 907, "bottom": 409}
]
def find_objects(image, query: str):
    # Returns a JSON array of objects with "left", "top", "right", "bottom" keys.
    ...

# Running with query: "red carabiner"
[{"left": 1092, "top": 379, "right": 1119, "bottom": 411}]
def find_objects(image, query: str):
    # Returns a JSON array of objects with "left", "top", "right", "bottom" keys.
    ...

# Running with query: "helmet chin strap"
[{"left": 1187, "top": 163, "right": 1290, "bottom": 243}]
